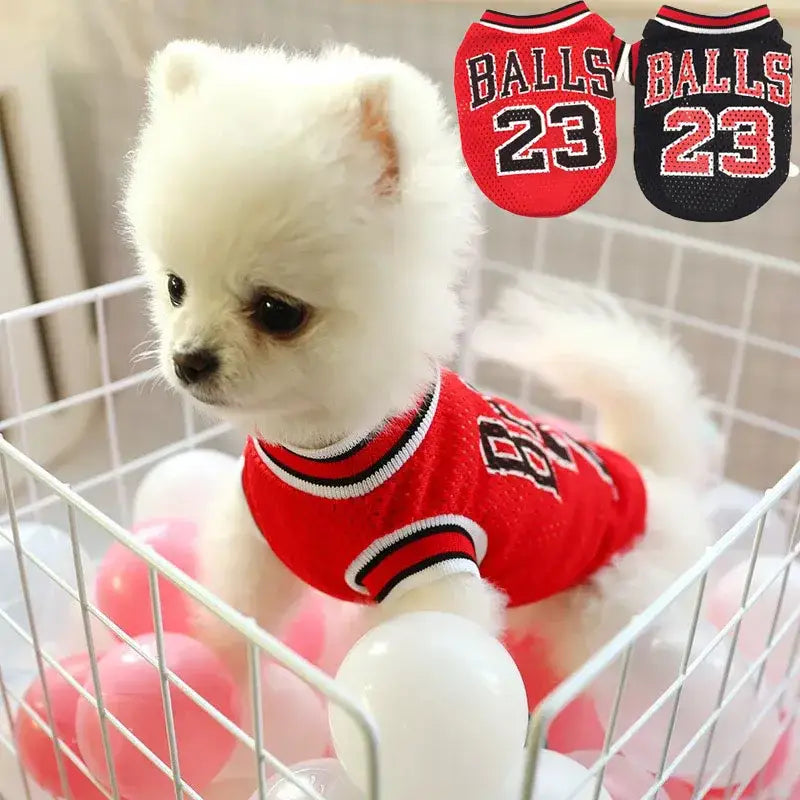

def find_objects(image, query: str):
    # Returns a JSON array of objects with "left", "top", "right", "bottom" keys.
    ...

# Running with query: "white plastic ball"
[
  {"left": 132, "top": 448, "right": 237, "bottom": 526},
  {"left": 330, "top": 611, "right": 528, "bottom": 800},
  {"left": 520, "top": 750, "right": 612, "bottom": 800},
  {"left": 707, "top": 556, "right": 800, "bottom": 688},
  {"left": 258, "top": 758, "right": 361, "bottom": 800},
  {"left": 570, "top": 750, "right": 668, "bottom": 800},
  {"left": 0, "top": 522, "right": 99, "bottom": 699}
]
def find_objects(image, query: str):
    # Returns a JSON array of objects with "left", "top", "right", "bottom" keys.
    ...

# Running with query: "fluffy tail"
[{"left": 471, "top": 274, "right": 722, "bottom": 487}]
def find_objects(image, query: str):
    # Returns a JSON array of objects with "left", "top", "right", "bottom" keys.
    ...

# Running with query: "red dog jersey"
[
  {"left": 242, "top": 367, "right": 647, "bottom": 607},
  {"left": 454, "top": 2, "right": 628, "bottom": 217}
]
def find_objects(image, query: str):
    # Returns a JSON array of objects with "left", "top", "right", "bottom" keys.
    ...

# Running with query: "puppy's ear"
[
  {"left": 148, "top": 39, "right": 221, "bottom": 103},
  {"left": 358, "top": 80, "right": 400, "bottom": 198}
]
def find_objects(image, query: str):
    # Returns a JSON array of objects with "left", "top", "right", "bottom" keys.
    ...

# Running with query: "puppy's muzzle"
[{"left": 173, "top": 349, "right": 219, "bottom": 385}]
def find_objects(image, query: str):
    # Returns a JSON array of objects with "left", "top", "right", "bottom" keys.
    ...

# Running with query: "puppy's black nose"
[{"left": 173, "top": 349, "right": 219, "bottom": 384}]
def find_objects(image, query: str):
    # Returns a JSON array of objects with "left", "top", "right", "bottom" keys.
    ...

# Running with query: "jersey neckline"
[
  {"left": 655, "top": 4, "right": 772, "bottom": 34},
  {"left": 252, "top": 366, "right": 442, "bottom": 499},
  {"left": 480, "top": 2, "right": 592, "bottom": 34}
]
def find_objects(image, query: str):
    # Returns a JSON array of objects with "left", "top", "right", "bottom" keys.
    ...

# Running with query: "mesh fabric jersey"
[
  {"left": 242, "top": 367, "right": 646, "bottom": 608},
  {"left": 454, "top": 2, "right": 627, "bottom": 217},
  {"left": 628, "top": 4, "right": 792, "bottom": 222}
]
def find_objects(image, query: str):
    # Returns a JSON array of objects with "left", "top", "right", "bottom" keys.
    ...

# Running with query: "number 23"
[
  {"left": 661, "top": 106, "right": 776, "bottom": 179},
  {"left": 494, "top": 101, "right": 606, "bottom": 175}
]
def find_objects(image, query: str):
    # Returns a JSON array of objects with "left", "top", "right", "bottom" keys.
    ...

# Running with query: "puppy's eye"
[
  {"left": 250, "top": 293, "right": 309, "bottom": 338},
  {"left": 167, "top": 274, "right": 186, "bottom": 307}
]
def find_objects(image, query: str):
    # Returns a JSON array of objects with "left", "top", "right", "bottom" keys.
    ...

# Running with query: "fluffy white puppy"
[{"left": 124, "top": 39, "right": 714, "bottom": 680}]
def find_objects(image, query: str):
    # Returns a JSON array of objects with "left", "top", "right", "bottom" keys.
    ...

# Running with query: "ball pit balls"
[
  {"left": 132, "top": 449, "right": 237, "bottom": 527},
  {"left": 590, "top": 620, "right": 780, "bottom": 786},
  {"left": 570, "top": 751, "right": 667, "bottom": 800},
  {"left": 0, "top": 522, "right": 96, "bottom": 697},
  {"left": 707, "top": 556, "right": 800, "bottom": 687},
  {"left": 524, "top": 750, "right": 612, "bottom": 800},
  {"left": 331, "top": 611, "right": 527, "bottom": 800},
  {"left": 280, "top": 592, "right": 328, "bottom": 666},
  {"left": 76, "top": 633, "right": 241, "bottom": 799},
  {"left": 15, "top": 652, "right": 106, "bottom": 800},
  {"left": 95, "top": 518, "right": 198, "bottom": 638},
  {"left": 261, "top": 663, "right": 328, "bottom": 767},
  {"left": 258, "top": 758, "right": 361, "bottom": 800}
]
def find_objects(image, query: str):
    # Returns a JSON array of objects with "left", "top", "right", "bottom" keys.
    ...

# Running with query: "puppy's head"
[{"left": 124, "top": 41, "right": 480, "bottom": 444}]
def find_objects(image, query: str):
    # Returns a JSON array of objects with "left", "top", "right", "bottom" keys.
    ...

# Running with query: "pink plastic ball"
[
  {"left": 15, "top": 652, "right": 106, "bottom": 800},
  {"left": 317, "top": 602, "right": 368, "bottom": 677},
  {"left": 262, "top": 663, "right": 328, "bottom": 766},
  {"left": 502, "top": 631, "right": 561, "bottom": 711},
  {"left": 281, "top": 593, "right": 328, "bottom": 666},
  {"left": 95, "top": 518, "right": 198, "bottom": 639},
  {"left": 777, "top": 723, "right": 800, "bottom": 799},
  {"left": 213, "top": 661, "right": 330, "bottom": 788},
  {"left": 501, "top": 632, "right": 606, "bottom": 754},
  {"left": 750, "top": 723, "right": 792, "bottom": 794},
  {"left": 279, "top": 592, "right": 369, "bottom": 676},
  {"left": 75, "top": 633, "right": 241, "bottom": 799},
  {"left": 664, "top": 725, "right": 791, "bottom": 799},
  {"left": 548, "top": 696, "right": 605, "bottom": 754}
]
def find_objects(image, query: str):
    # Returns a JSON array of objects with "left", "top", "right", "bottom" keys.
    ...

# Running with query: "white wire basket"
[{"left": 1, "top": 215, "right": 800, "bottom": 800}]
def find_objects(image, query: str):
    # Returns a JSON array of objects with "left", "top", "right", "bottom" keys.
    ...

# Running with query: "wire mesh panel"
[
  {"left": 0, "top": 438, "right": 378, "bottom": 800},
  {"left": 0, "top": 280, "right": 378, "bottom": 800},
  {"left": 525, "top": 461, "right": 800, "bottom": 800}
]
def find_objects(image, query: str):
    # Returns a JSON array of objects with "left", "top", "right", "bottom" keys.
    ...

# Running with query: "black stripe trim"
[
  {"left": 660, "top": 3, "right": 769, "bottom": 20},
  {"left": 374, "top": 552, "right": 478, "bottom": 603},
  {"left": 355, "top": 525, "right": 476, "bottom": 588},
  {"left": 613, "top": 40, "right": 625, "bottom": 75},
  {"left": 284, "top": 433, "right": 374, "bottom": 464},
  {"left": 263, "top": 381, "right": 436, "bottom": 487}
]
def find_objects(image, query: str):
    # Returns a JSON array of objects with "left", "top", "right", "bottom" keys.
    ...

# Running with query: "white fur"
[
  {"left": 471, "top": 275, "right": 721, "bottom": 489},
  {"left": 471, "top": 276, "right": 715, "bottom": 670},
  {"left": 193, "top": 465, "right": 305, "bottom": 677},
  {"left": 125, "top": 40, "right": 481, "bottom": 448},
  {"left": 126, "top": 41, "right": 713, "bottom": 682}
]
